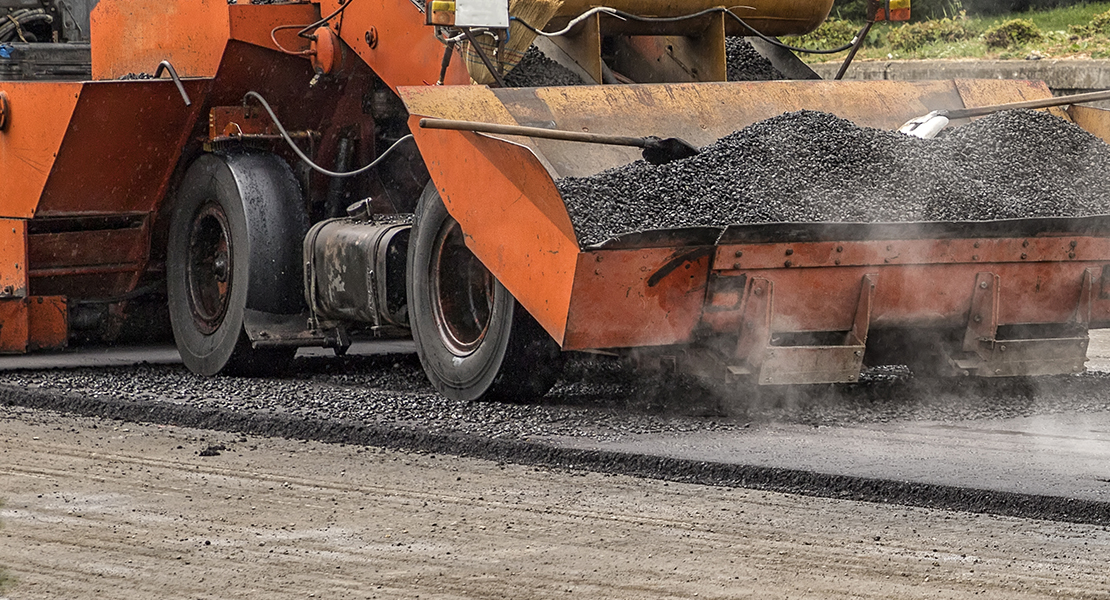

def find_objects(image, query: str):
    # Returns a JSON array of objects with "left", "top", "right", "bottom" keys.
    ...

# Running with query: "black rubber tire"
[
  {"left": 167, "top": 153, "right": 308, "bottom": 376},
  {"left": 407, "top": 183, "right": 564, "bottom": 402}
]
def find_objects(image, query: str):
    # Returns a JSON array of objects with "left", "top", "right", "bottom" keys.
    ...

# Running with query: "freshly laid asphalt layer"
[{"left": 2, "top": 340, "right": 1110, "bottom": 525}]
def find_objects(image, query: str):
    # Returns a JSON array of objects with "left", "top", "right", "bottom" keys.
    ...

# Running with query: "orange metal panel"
[
  {"left": 411, "top": 124, "right": 579, "bottom": 344},
  {"left": 954, "top": 79, "right": 1063, "bottom": 122},
  {"left": 526, "top": 80, "right": 1022, "bottom": 178},
  {"left": 0, "top": 299, "right": 30, "bottom": 353},
  {"left": 91, "top": 0, "right": 231, "bottom": 79},
  {"left": 0, "top": 82, "right": 82, "bottom": 218},
  {"left": 322, "top": 0, "right": 470, "bottom": 89},
  {"left": 0, "top": 296, "right": 66, "bottom": 353},
  {"left": 717, "top": 237, "right": 1110, "bottom": 270},
  {"left": 1069, "top": 105, "right": 1110, "bottom": 144},
  {"left": 711, "top": 261, "right": 1110, "bottom": 334},
  {"left": 27, "top": 296, "right": 67, "bottom": 351},
  {"left": 29, "top": 227, "right": 148, "bottom": 272},
  {"left": 37, "top": 80, "right": 208, "bottom": 216},
  {"left": 564, "top": 247, "right": 710, "bottom": 350},
  {"left": 713, "top": 235, "right": 1110, "bottom": 332},
  {"left": 0, "top": 219, "right": 27, "bottom": 299},
  {"left": 228, "top": 3, "right": 318, "bottom": 53}
]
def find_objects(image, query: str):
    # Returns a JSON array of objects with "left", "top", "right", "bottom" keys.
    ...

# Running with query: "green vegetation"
[
  {"left": 887, "top": 16, "right": 976, "bottom": 50},
  {"left": 983, "top": 18, "right": 1044, "bottom": 47},
  {"left": 792, "top": 2, "right": 1110, "bottom": 61}
]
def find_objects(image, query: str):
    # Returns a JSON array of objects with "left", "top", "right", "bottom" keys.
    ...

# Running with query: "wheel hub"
[
  {"left": 430, "top": 218, "right": 494, "bottom": 356},
  {"left": 186, "top": 202, "right": 233, "bottom": 335}
]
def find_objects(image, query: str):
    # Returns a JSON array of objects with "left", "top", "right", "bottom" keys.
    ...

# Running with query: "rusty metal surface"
[
  {"left": 1069, "top": 105, "right": 1110, "bottom": 144},
  {"left": 611, "top": 13, "right": 728, "bottom": 83},
  {"left": 36, "top": 81, "right": 207, "bottom": 216},
  {"left": 304, "top": 219, "right": 410, "bottom": 327},
  {"left": 0, "top": 219, "right": 27, "bottom": 300},
  {"left": 563, "top": 246, "right": 711, "bottom": 349},
  {"left": 410, "top": 120, "right": 578, "bottom": 344},
  {"left": 402, "top": 81, "right": 1104, "bottom": 362},
  {"left": 321, "top": 0, "right": 471, "bottom": 91},
  {"left": 27, "top": 223, "right": 149, "bottom": 298},
  {"left": 91, "top": 0, "right": 230, "bottom": 80},
  {"left": 90, "top": 0, "right": 317, "bottom": 80},
  {"left": 0, "top": 296, "right": 66, "bottom": 353},
  {"left": 0, "top": 82, "right": 82, "bottom": 218},
  {"left": 0, "top": 79, "right": 206, "bottom": 221}
]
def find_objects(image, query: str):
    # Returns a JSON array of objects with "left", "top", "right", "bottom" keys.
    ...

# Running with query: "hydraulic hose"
[
  {"left": 0, "top": 9, "right": 53, "bottom": 43},
  {"left": 243, "top": 91, "right": 416, "bottom": 178},
  {"left": 511, "top": 7, "right": 861, "bottom": 55}
]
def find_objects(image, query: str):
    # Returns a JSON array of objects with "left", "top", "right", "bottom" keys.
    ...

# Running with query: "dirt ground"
[{"left": 1, "top": 406, "right": 1109, "bottom": 599}]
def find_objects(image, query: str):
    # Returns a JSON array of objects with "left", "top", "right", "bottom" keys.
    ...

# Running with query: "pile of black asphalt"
[{"left": 557, "top": 109, "right": 1110, "bottom": 246}]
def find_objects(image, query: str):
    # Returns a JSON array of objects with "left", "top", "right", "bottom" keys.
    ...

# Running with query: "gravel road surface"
[
  {"left": 3, "top": 333, "right": 1110, "bottom": 526},
  {"left": 2, "top": 407, "right": 1109, "bottom": 599}
]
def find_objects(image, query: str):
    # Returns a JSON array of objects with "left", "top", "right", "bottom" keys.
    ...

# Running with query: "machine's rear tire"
[
  {"left": 167, "top": 153, "right": 308, "bottom": 376},
  {"left": 407, "top": 183, "right": 564, "bottom": 402}
]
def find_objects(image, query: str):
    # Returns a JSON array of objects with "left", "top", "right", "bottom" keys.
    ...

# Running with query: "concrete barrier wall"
[{"left": 810, "top": 59, "right": 1110, "bottom": 106}]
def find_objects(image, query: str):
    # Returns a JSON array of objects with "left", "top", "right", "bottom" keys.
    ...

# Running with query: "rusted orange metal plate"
[
  {"left": 29, "top": 226, "right": 149, "bottom": 275},
  {"left": 0, "top": 296, "right": 66, "bottom": 353},
  {"left": 954, "top": 79, "right": 1065, "bottom": 122},
  {"left": 1069, "top": 105, "right": 1110, "bottom": 144},
  {"left": 564, "top": 247, "right": 711, "bottom": 350},
  {"left": 322, "top": 0, "right": 470, "bottom": 90},
  {"left": 401, "top": 81, "right": 1083, "bottom": 352},
  {"left": 27, "top": 296, "right": 67, "bottom": 351},
  {"left": 0, "top": 299, "right": 30, "bottom": 353},
  {"left": 0, "top": 82, "right": 81, "bottom": 218},
  {"left": 412, "top": 124, "right": 579, "bottom": 344},
  {"left": 91, "top": 0, "right": 230, "bottom": 79},
  {"left": 91, "top": 0, "right": 316, "bottom": 80},
  {"left": 228, "top": 4, "right": 318, "bottom": 54},
  {"left": 713, "top": 235, "right": 1110, "bottom": 333},
  {"left": 716, "top": 261, "right": 1110, "bottom": 333},
  {"left": 36, "top": 80, "right": 208, "bottom": 216},
  {"left": 0, "top": 79, "right": 206, "bottom": 219},
  {"left": 0, "top": 219, "right": 27, "bottom": 300}
]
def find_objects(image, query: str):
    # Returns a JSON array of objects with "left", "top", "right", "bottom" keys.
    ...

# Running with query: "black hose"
[
  {"left": 511, "top": 7, "right": 861, "bottom": 55},
  {"left": 0, "top": 9, "right": 52, "bottom": 43}
]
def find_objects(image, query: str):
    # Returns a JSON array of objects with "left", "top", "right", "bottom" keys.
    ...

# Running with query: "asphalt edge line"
[{"left": 2, "top": 384, "right": 1107, "bottom": 526}]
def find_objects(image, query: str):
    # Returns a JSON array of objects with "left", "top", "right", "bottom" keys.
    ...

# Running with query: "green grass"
[{"left": 795, "top": 2, "right": 1110, "bottom": 61}]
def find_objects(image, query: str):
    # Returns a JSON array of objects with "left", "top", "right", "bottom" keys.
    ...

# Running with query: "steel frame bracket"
[
  {"left": 728, "top": 274, "right": 875, "bottom": 385},
  {"left": 954, "top": 270, "right": 1091, "bottom": 377}
]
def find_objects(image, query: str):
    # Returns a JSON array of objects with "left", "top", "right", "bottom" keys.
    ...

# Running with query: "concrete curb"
[{"left": 811, "top": 58, "right": 1110, "bottom": 97}]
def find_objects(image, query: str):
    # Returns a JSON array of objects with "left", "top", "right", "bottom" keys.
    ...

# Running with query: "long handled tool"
[
  {"left": 418, "top": 118, "right": 700, "bottom": 165},
  {"left": 900, "top": 88, "right": 1110, "bottom": 139}
]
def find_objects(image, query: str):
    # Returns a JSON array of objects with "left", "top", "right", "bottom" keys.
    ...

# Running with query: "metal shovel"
[
  {"left": 418, "top": 118, "right": 700, "bottom": 165},
  {"left": 900, "top": 88, "right": 1110, "bottom": 139}
]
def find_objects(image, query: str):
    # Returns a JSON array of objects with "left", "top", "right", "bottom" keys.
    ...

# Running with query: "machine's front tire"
[
  {"left": 407, "top": 183, "right": 564, "bottom": 402},
  {"left": 167, "top": 153, "right": 307, "bottom": 376}
]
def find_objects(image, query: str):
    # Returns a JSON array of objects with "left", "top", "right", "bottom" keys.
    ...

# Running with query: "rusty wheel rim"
[
  {"left": 430, "top": 218, "right": 494, "bottom": 356},
  {"left": 186, "top": 201, "right": 233, "bottom": 335}
]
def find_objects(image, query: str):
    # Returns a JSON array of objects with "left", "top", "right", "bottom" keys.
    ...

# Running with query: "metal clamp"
[{"left": 154, "top": 60, "right": 192, "bottom": 107}]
